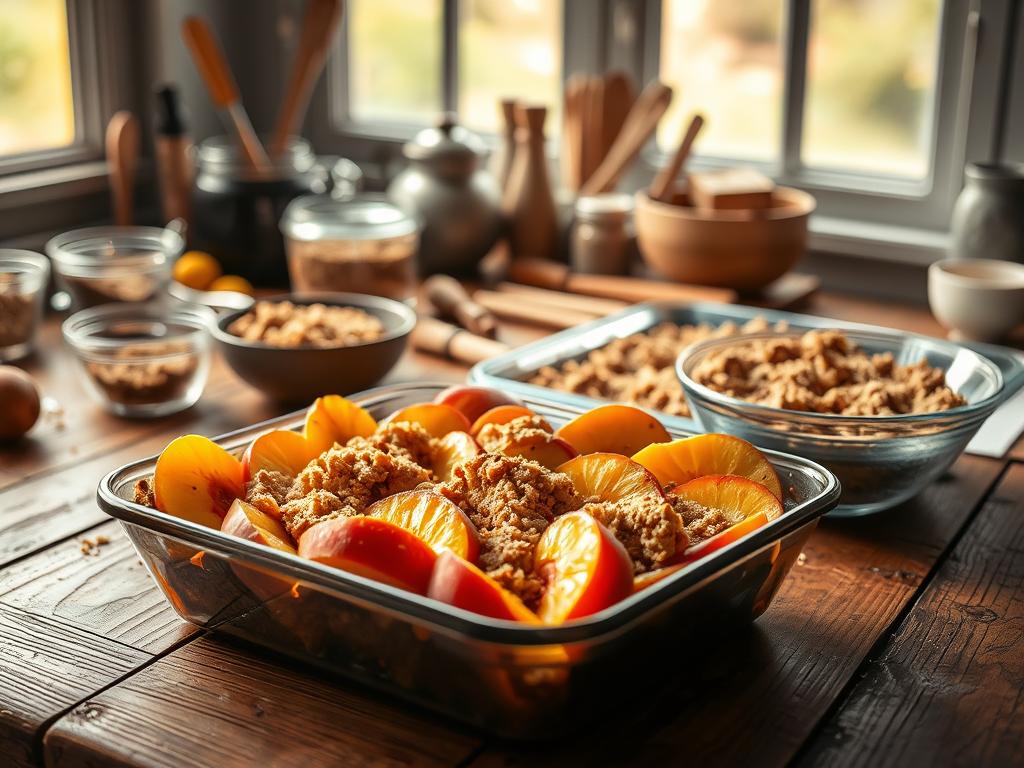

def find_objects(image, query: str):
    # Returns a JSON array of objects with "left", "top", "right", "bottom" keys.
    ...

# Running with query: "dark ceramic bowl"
[{"left": 212, "top": 292, "right": 415, "bottom": 403}]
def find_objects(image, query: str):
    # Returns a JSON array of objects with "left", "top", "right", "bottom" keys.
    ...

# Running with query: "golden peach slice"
[
  {"left": 502, "top": 434, "right": 577, "bottom": 471},
  {"left": 633, "top": 433, "right": 782, "bottom": 499},
  {"left": 431, "top": 430, "right": 481, "bottom": 483},
  {"left": 221, "top": 499, "right": 296, "bottom": 553},
  {"left": 365, "top": 489, "right": 480, "bottom": 561},
  {"left": 555, "top": 404, "right": 670, "bottom": 457},
  {"left": 556, "top": 452, "right": 666, "bottom": 506},
  {"left": 535, "top": 511, "right": 634, "bottom": 624},
  {"left": 428, "top": 551, "right": 538, "bottom": 622},
  {"left": 303, "top": 395, "right": 377, "bottom": 456},
  {"left": 154, "top": 435, "right": 244, "bottom": 528},
  {"left": 241, "top": 429, "right": 316, "bottom": 482},
  {"left": 383, "top": 402, "right": 472, "bottom": 438},
  {"left": 434, "top": 385, "right": 523, "bottom": 424},
  {"left": 470, "top": 405, "right": 550, "bottom": 436},
  {"left": 670, "top": 472, "right": 783, "bottom": 523}
]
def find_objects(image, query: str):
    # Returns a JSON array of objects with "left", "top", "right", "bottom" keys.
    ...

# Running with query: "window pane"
[
  {"left": 458, "top": 0, "right": 562, "bottom": 133},
  {"left": 802, "top": 0, "right": 942, "bottom": 177},
  {"left": 0, "top": 0, "right": 74, "bottom": 157},
  {"left": 658, "top": 0, "right": 784, "bottom": 161},
  {"left": 348, "top": 0, "right": 442, "bottom": 124}
]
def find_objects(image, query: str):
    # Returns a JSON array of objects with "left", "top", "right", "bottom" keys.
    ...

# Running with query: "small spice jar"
[
  {"left": 281, "top": 194, "right": 420, "bottom": 303},
  {"left": 0, "top": 250, "right": 49, "bottom": 362},
  {"left": 571, "top": 193, "right": 635, "bottom": 275},
  {"left": 62, "top": 303, "right": 214, "bottom": 417},
  {"left": 47, "top": 226, "right": 184, "bottom": 311}
]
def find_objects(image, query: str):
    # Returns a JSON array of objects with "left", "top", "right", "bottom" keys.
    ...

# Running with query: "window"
[
  {"left": 344, "top": 0, "right": 563, "bottom": 134},
  {"left": 0, "top": 0, "right": 75, "bottom": 158}
]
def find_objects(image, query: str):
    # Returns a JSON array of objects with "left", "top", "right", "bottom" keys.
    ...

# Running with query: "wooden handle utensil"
[
  {"left": 270, "top": 0, "right": 344, "bottom": 158},
  {"left": 412, "top": 317, "right": 509, "bottom": 365},
  {"left": 105, "top": 111, "right": 140, "bottom": 226},
  {"left": 580, "top": 81, "right": 673, "bottom": 196},
  {"left": 182, "top": 16, "right": 270, "bottom": 171},
  {"left": 423, "top": 275, "right": 498, "bottom": 338},
  {"left": 496, "top": 282, "right": 628, "bottom": 316},
  {"left": 649, "top": 113, "right": 704, "bottom": 202},
  {"left": 473, "top": 290, "right": 600, "bottom": 330}
]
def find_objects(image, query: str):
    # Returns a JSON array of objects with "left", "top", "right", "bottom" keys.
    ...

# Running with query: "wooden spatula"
[
  {"left": 600, "top": 70, "right": 635, "bottom": 160},
  {"left": 560, "top": 75, "right": 586, "bottom": 192},
  {"left": 105, "top": 111, "right": 139, "bottom": 226},
  {"left": 182, "top": 16, "right": 270, "bottom": 171},
  {"left": 269, "top": 0, "right": 345, "bottom": 158},
  {"left": 580, "top": 76, "right": 605, "bottom": 187},
  {"left": 649, "top": 113, "right": 704, "bottom": 202},
  {"left": 580, "top": 80, "right": 673, "bottom": 195}
]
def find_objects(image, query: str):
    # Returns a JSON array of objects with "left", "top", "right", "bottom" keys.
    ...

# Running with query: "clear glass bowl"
[
  {"left": 0, "top": 249, "right": 49, "bottom": 362},
  {"left": 47, "top": 226, "right": 184, "bottom": 310},
  {"left": 62, "top": 303, "right": 214, "bottom": 418},
  {"left": 677, "top": 330, "right": 1005, "bottom": 516}
]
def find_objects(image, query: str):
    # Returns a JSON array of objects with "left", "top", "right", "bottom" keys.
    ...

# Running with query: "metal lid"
[
  {"left": 402, "top": 114, "right": 486, "bottom": 177},
  {"left": 280, "top": 194, "right": 419, "bottom": 242},
  {"left": 574, "top": 193, "right": 635, "bottom": 221}
]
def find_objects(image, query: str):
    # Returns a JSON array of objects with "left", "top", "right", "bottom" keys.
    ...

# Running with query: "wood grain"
[
  {"left": 796, "top": 462, "right": 1024, "bottom": 768},
  {"left": 0, "top": 520, "right": 194, "bottom": 654},
  {"left": 44, "top": 635, "right": 481, "bottom": 768},
  {"left": 473, "top": 456, "right": 1004, "bottom": 768},
  {"left": 0, "top": 604, "right": 149, "bottom": 768}
]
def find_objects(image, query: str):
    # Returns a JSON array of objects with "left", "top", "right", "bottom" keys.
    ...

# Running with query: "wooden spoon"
[
  {"left": 649, "top": 113, "right": 705, "bottom": 202},
  {"left": 105, "top": 111, "right": 140, "bottom": 226},
  {"left": 580, "top": 80, "right": 673, "bottom": 196},
  {"left": 269, "top": 0, "right": 345, "bottom": 158},
  {"left": 560, "top": 75, "right": 586, "bottom": 192},
  {"left": 600, "top": 71, "right": 635, "bottom": 161},
  {"left": 181, "top": 16, "right": 270, "bottom": 171}
]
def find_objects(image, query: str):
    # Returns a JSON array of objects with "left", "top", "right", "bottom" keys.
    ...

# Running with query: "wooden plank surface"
[
  {"left": 796, "top": 462, "right": 1024, "bottom": 768},
  {"left": 43, "top": 636, "right": 482, "bottom": 768},
  {"left": 472, "top": 456, "right": 1004, "bottom": 768}
]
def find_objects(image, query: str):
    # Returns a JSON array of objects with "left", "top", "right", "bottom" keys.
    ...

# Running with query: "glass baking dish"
[{"left": 97, "top": 383, "right": 839, "bottom": 739}]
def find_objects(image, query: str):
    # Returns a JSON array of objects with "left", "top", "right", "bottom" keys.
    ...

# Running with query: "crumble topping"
[
  {"left": 439, "top": 453, "right": 582, "bottom": 607},
  {"left": 133, "top": 476, "right": 156, "bottom": 507},
  {"left": 228, "top": 300, "right": 385, "bottom": 348},
  {"left": 668, "top": 493, "right": 735, "bottom": 543},
  {"left": 475, "top": 415, "right": 554, "bottom": 455},
  {"left": 245, "top": 468, "right": 293, "bottom": 519},
  {"left": 582, "top": 499, "right": 688, "bottom": 574},
  {"left": 345, "top": 420, "right": 435, "bottom": 471},
  {"left": 691, "top": 329, "right": 967, "bottom": 416}
]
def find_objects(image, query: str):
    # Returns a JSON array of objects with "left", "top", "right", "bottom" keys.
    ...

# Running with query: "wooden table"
[{"left": 2, "top": 292, "right": 1023, "bottom": 768}]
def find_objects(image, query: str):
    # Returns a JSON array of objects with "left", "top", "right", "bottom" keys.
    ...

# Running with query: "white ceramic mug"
[{"left": 928, "top": 258, "right": 1024, "bottom": 342}]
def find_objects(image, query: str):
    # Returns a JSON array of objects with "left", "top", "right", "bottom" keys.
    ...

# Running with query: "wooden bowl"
[
  {"left": 634, "top": 187, "right": 815, "bottom": 291},
  {"left": 212, "top": 292, "right": 415, "bottom": 404}
]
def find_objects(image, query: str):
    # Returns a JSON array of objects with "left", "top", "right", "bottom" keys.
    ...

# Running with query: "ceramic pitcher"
[{"left": 949, "top": 162, "right": 1024, "bottom": 263}]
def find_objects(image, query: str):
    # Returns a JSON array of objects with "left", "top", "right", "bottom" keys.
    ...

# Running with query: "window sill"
[
  {"left": 0, "top": 161, "right": 109, "bottom": 209},
  {"left": 808, "top": 215, "right": 948, "bottom": 265}
]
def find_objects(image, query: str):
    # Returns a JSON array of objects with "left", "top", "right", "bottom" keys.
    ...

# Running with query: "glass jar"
[
  {"left": 281, "top": 194, "right": 420, "bottom": 303},
  {"left": 0, "top": 250, "right": 50, "bottom": 362},
  {"left": 62, "top": 303, "right": 214, "bottom": 418},
  {"left": 571, "top": 193, "right": 635, "bottom": 275},
  {"left": 192, "top": 136, "right": 329, "bottom": 286},
  {"left": 47, "top": 226, "right": 184, "bottom": 311}
]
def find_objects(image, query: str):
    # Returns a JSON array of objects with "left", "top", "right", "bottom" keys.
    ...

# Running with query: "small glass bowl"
[
  {"left": 47, "top": 226, "right": 184, "bottom": 311},
  {"left": 62, "top": 303, "right": 215, "bottom": 418},
  {"left": 0, "top": 249, "right": 50, "bottom": 362},
  {"left": 677, "top": 330, "right": 1005, "bottom": 516}
]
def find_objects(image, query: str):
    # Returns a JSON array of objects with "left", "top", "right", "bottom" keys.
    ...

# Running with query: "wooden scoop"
[
  {"left": 182, "top": 16, "right": 270, "bottom": 171},
  {"left": 270, "top": 0, "right": 345, "bottom": 158},
  {"left": 580, "top": 80, "right": 673, "bottom": 195},
  {"left": 649, "top": 113, "right": 704, "bottom": 202},
  {"left": 423, "top": 275, "right": 498, "bottom": 338},
  {"left": 105, "top": 111, "right": 140, "bottom": 226}
]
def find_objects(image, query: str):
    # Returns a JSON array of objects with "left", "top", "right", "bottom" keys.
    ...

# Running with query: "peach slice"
[
  {"left": 681, "top": 510, "right": 770, "bottom": 563},
  {"left": 365, "top": 489, "right": 480, "bottom": 561},
  {"left": 221, "top": 499, "right": 296, "bottom": 553},
  {"left": 241, "top": 429, "right": 316, "bottom": 482},
  {"left": 535, "top": 511, "right": 634, "bottom": 624},
  {"left": 554, "top": 404, "right": 670, "bottom": 457},
  {"left": 383, "top": 402, "right": 472, "bottom": 438},
  {"left": 431, "top": 430, "right": 481, "bottom": 483},
  {"left": 298, "top": 516, "right": 438, "bottom": 595},
  {"left": 154, "top": 435, "right": 245, "bottom": 528},
  {"left": 428, "top": 551, "right": 538, "bottom": 622},
  {"left": 502, "top": 434, "right": 577, "bottom": 471},
  {"left": 434, "top": 385, "right": 523, "bottom": 424},
  {"left": 670, "top": 473, "right": 783, "bottom": 522},
  {"left": 555, "top": 452, "right": 666, "bottom": 506},
  {"left": 303, "top": 395, "right": 377, "bottom": 456},
  {"left": 633, "top": 563, "right": 685, "bottom": 593},
  {"left": 632, "top": 433, "right": 782, "bottom": 500},
  {"left": 470, "top": 405, "right": 550, "bottom": 436}
]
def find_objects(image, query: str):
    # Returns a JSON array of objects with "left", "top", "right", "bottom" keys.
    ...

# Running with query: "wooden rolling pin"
[
  {"left": 412, "top": 317, "right": 509, "bottom": 365},
  {"left": 423, "top": 275, "right": 498, "bottom": 338},
  {"left": 105, "top": 111, "right": 140, "bottom": 226},
  {"left": 473, "top": 290, "right": 601, "bottom": 330},
  {"left": 507, "top": 258, "right": 737, "bottom": 304},
  {"left": 496, "top": 282, "right": 628, "bottom": 316}
]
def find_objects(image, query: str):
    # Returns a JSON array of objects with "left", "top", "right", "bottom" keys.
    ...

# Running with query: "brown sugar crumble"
[
  {"left": 346, "top": 421, "right": 436, "bottom": 471},
  {"left": 690, "top": 329, "right": 967, "bottom": 416},
  {"left": 583, "top": 499, "right": 688, "bottom": 574},
  {"left": 439, "top": 454, "right": 582, "bottom": 607},
  {"left": 85, "top": 342, "right": 199, "bottom": 406},
  {"left": 668, "top": 493, "right": 735, "bottom": 544},
  {"left": 475, "top": 415, "right": 554, "bottom": 455},
  {"left": 529, "top": 317, "right": 784, "bottom": 417},
  {"left": 228, "top": 300, "right": 385, "bottom": 348},
  {"left": 80, "top": 534, "right": 111, "bottom": 557}
]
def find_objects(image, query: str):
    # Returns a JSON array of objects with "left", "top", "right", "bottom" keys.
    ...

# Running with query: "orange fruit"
[
  {"left": 241, "top": 429, "right": 316, "bottom": 482},
  {"left": 428, "top": 551, "right": 538, "bottom": 622},
  {"left": 431, "top": 430, "right": 481, "bottom": 483},
  {"left": 154, "top": 434, "right": 244, "bottom": 528},
  {"left": 208, "top": 274, "right": 254, "bottom": 296},
  {"left": 670, "top": 473, "right": 783, "bottom": 523},
  {"left": 383, "top": 402, "right": 472, "bottom": 438},
  {"left": 303, "top": 395, "right": 377, "bottom": 455},
  {"left": 470, "top": 405, "right": 549, "bottom": 436},
  {"left": 365, "top": 489, "right": 480, "bottom": 561},
  {"left": 556, "top": 452, "right": 665, "bottom": 506},
  {"left": 555, "top": 404, "right": 670, "bottom": 456},
  {"left": 173, "top": 250, "right": 221, "bottom": 290},
  {"left": 632, "top": 433, "right": 782, "bottom": 499}
]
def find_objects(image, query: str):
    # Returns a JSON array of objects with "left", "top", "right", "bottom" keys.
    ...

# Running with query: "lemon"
[
  {"left": 173, "top": 251, "right": 222, "bottom": 290},
  {"left": 208, "top": 275, "right": 255, "bottom": 296}
]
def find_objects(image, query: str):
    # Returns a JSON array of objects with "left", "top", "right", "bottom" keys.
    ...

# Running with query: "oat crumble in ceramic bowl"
[{"left": 677, "top": 329, "right": 1004, "bottom": 516}]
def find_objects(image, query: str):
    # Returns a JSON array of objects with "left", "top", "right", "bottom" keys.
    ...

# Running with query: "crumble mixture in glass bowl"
[{"left": 227, "top": 300, "right": 385, "bottom": 348}]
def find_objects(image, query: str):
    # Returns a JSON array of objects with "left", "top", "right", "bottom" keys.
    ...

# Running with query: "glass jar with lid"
[
  {"left": 571, "top": 193, "right": 635, "bottom": 275},
  {"left": 281, "top": 194, "right": 420, "bottom": 303},
  {"left": 192, "top": 136, "right": 329, "bottom": 286}
]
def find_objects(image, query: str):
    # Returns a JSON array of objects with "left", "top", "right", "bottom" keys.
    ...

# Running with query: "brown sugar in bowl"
[{"left": 634, "top": 186, "right": 815, "bottom": 292}]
